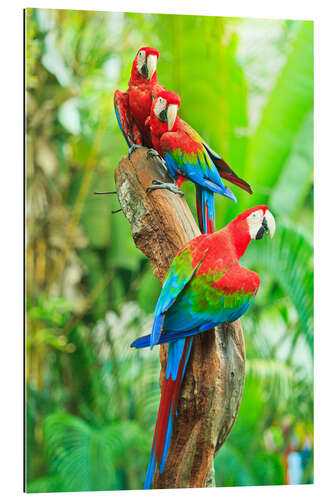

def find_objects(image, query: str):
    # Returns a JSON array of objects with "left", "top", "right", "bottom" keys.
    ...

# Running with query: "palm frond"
[
  {"left": 246, "top": 358, "right": 296, "bottom": 409},
  {"left": 42, "top": 413, "right": 151, "bottom": 491},
  {"left": 242, "top": 223, "right": 313, "bottom": 352}
]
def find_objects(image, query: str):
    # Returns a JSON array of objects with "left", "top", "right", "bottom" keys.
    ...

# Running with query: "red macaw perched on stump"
[
  {"left": 146, "top": 90, "right": 236, "bottom": 233},
  {"left": 114, "top": 47, "right": 252, "bottom": 203},
  {"left": 114, "top": 47, "right": 163, "bottom": 151},
  {"left": 131, "top": 205, "right": 276, "bottom": 488}
]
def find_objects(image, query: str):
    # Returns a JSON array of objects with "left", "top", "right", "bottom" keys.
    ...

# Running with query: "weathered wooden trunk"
[{"left": 114, "top": 147, "right": 246, "bottom": 488}]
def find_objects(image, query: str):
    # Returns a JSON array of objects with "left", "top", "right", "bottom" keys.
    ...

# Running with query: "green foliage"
[
  {"left": 25, "top": 8, "right": 313, "bottom": 492},
  {"left": 243, "top": 223, "right": 313, "bottom": 351},
  {"left": 270, "top": 111, "right": 313, "bottom": 218},
  {"left": 38, "top": 413, "right": 150, "bottom": 491},
  {"left": 26, "top": 302, "right": 161, "bottom": 490},
  {"left": 244, "top": 21, "right": 314, "bottom": 207}
]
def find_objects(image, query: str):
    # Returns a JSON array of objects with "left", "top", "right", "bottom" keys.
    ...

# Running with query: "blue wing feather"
[
  {"left": 166, "top": 339, "right": 186, "bottom": 380},
  {"left": 164, "top": 152, "right": 236, "bottom": 203},
  {"left": 132, "top": 296, "right": 255, "bottom": 348},
  {"left": 114, "top": 103, "right": 131, "bottom": 147},
  {"left": 149, "top": 245, "right": 205, "bottom": 347}
]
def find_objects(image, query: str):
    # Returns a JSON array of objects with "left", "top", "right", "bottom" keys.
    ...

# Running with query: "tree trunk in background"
[{"left": 114, "top": 147, "right": 246, "bottom": 489}]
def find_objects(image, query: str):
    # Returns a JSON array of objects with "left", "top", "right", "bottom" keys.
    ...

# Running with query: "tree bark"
[{"left": 114, "top": 147, "right": 246, "bottom": 489}]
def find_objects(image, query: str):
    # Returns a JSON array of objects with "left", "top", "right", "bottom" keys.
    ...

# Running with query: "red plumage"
[
  {"left": 182, "top": 205, "right": 272, "bottom": 295},
  {"left": 114, "top": 48, "right": 252, "bottom": 195},
  {"left": 114, "top": 47, "right": 164, "bottom": 147}
]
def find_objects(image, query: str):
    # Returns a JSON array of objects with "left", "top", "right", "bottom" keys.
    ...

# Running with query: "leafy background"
[{"left": 25, "top": 8, "right": 313, "bottom": 492}]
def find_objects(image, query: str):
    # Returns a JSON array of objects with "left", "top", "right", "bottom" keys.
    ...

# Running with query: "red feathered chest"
[
  {"left": 128, "top": 82, "right": 165, "bottom": 147},
  {"left": 186, "top": 228, "right": 260, "bottom": 296}
]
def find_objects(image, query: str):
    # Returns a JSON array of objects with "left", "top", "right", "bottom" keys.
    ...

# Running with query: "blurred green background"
[{"left": 25, "top": 8, "right": 313, "bottom": 492}]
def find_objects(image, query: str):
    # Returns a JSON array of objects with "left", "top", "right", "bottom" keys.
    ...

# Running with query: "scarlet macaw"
[
  {"left": 131, "top": 206, "right": 276, "bottom": 488},
  {"left": 114, "top": 47, "right": 252, "bottom": 202},
  {"left": 114, "top": 47, "right": 163, "bottom": 151},
  {"left": 146, "top": 90, "right": 236, "bottom": 233}
]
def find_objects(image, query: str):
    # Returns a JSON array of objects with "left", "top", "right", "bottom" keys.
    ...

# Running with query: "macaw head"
[
  {"left": 239, "top": 205, "right": 276, "bottom": 240},
  {"left": 226, "top": 205, "right": 275, "bottom": 259},
  {"left": 153, "top": 90, "right": 181, "bottom": 131},
  {"left": 134, "top": 47, "right": 159, "bottom": 81}
]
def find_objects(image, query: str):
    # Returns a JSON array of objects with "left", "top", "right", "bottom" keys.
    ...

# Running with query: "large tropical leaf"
[
  {"left": 246, "top": 358, "right": 296, "bottom": 408},
  {"left": 241, "top": 21, "right": 313, "bottom": 208},
  {"left": 43, "top": 413, "right": 150, "bottom": 491},
  {"left": 270, "top": 111, "right": 313, "bottom": 218},
  {"left": 242, "top": 223, "right": 313, "bottom": 351}
]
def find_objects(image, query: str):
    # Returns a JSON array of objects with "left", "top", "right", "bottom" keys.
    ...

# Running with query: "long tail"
[
  {"left": 195, "top": 185, "right": 215, "bottom": 234},
  {"left": 203, "top": 143, "right": 253, "bottom": 194},
  {"left": 144, "top": 337, "right": 193, "bottom": 489}
]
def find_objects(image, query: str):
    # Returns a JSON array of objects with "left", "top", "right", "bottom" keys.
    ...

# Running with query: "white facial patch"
[
  {"left": 136, "top": 50, "right": 146, "bottom": 72},
  {"left": 154, "top": 96, "right": 167, "bottom": 118},
  {"left": 247, "top": 209, "right": 264, "bottom": 239}
]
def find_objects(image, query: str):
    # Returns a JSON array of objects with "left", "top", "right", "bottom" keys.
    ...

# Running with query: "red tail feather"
[
  {"left": 204, "top": 149, "right": 252, "bottom": 194},
  {"left": 216, "top": 166, "right": 253, "bottom": 194},
  {"left": 196, "top": 184, "right": 215, "bottom": 235},
  {"left": 155, "top": 379, "right": 174, "bottom": 462},
  {"left": 196, "top": 192, "right": 204, "bottom": 233},
  {"left": 205, "top": 205, "right": 215, "bottom": 234},
  {"left": 170, "top": 338, "right": 192, "bottom": 419},
  {"left": 152, "top": 338, "right": 192, "bottom": 466}
]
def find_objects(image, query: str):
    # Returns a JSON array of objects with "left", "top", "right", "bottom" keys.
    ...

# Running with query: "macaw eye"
[{"left": 139, "top": 50, "right": 145, "bottom": 57}]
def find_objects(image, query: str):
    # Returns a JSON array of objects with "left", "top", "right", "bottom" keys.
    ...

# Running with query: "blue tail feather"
[
  {"left": 166, "top": 339, "right": 186, "bottom": 380},
  {"left": 143, "top": 337, "right": 193, "bottom": 489},
  {"left": 144, "top": 443, "right": 156, "bottom": 489},
  {"left": 196, "top": 185, "right": 215, "bottom": 234}
]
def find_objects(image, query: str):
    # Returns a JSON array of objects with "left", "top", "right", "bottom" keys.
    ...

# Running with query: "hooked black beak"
[
  {"left": 159, "top": 108, "right": 168, "bottom": 122},
  {"left": 255, "top": 216, "right": 269, "bottom": 240},
  {"left": 140, "top": 61, "right": 148, "bottom": 79},
  {"left": 255, "top": 210, "right": 276, "bottom": 240}
]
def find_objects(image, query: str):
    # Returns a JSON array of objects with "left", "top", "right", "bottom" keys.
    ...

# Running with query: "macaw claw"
[
  {"left": 128, "top": 143, "right": 143, "bottom": 159},
  {"left": 146, "top": 148, "right": 167, "bottom": 169},
  {"left": 146, "top": 148, "right": 160, "bottom": 158},
  {"left": 146, "top": 180, "right": 184, "bottom": 196}
]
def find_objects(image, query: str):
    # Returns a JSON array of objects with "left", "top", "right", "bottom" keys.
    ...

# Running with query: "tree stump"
[{"left": 114, "top": 147, "right": 246, "bottom": 489}]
